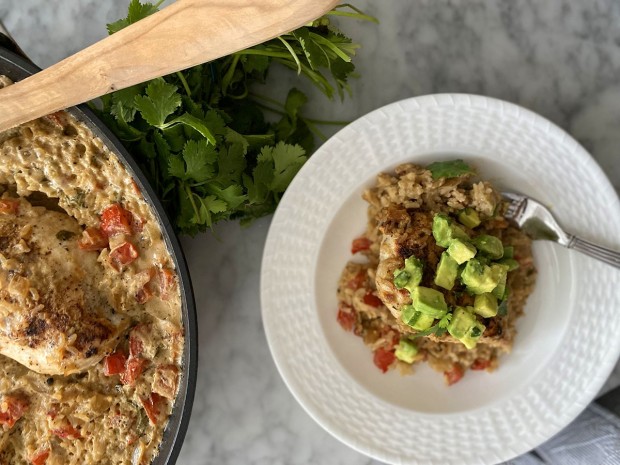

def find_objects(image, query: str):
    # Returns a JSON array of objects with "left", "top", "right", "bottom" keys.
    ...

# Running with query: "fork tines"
[{"left": 502, "top": 192, "right": 527, "bottom": 221}]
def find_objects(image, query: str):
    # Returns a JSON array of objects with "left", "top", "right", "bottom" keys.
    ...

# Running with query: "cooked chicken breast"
[
  {"left": 374, "top": 205, "right": 516, "bottom": 349},
  {"left": 0, "top": 197, "right": 127, "bottom": 375}
]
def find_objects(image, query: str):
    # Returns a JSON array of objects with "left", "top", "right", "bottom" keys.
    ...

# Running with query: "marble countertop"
[{"left": 1, "top": 1, "right": 619, "bottom": 464}]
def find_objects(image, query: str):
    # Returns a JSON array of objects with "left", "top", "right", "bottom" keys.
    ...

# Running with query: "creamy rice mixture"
[{"left": 0, "top": 76, "right": 183, "bottom": 464}]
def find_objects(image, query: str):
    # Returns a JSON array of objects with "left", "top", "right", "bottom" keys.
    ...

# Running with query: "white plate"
[{"left": 260, "top": 94, "right": 620, "bottom": 465}]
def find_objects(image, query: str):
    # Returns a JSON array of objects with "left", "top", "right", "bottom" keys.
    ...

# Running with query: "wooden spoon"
[{"left": 0, "top": 0, "right": 339, "bottom": 132}]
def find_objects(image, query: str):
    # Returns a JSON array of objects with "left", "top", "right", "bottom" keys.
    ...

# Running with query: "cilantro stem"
[
  {"left": 327, "top": 10, "right": 379, "bottom": 23},
  {"left": 309, "top": 32, "right": 352, "bottom": 62},
  {"left": 222, "top": 54, "right": 241, "bottom": 94},
  {"left": 176, "top": 72, "right": 191, "bottom": 97},
  {"left": 277, "top": 37, "right": 302, "bottom": 74},
  {"left": 331, "top": 4, "right": 379, "bottom": 23},
  {"left": 251, "top": 99, "right": 349, "bottom": 126},
  {"left": 251, "top": 101, "right": 286, "bottom": 116},
  {"left": 232, "top": 50, "right": 292, "bottom": 59},
  {"left": 305, "top": 118, "right": 350, "bottom": 126},
  {"left": 249, "top": 92, "right": 286, "bottom": 109},
  {"left": 303, "top": 118, "right": 328, "bottom": 141},
  {"left": 184, "top": 183, "right": 200, "bottom": 222}
]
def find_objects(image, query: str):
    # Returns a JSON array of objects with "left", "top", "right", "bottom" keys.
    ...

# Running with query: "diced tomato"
[
  {"left": 140, "top": 393, "right": 164, "bottom": 425},
  {"left": 108, "top": 242, "right": 139, "bottom": 271},
  {"left": 120, "top": 357, "right": 147, "bottom": 386},
  {"left": 337, "top": 307, "right": 356, "bottom": 332},
  {"left": 0, "top": 199, "right": 19, "bottom": 215},
  {"left": 346, "top": 271, "right": 367, "bottom": 290},
  {"left": 103, "top": 351, "right": 127, "bottom": 376},
  {"left": 52, "top": 422, "right": 81, "bottom": 439},
  {"left": 30, "top": 448, "right": 50, "bottom": 465},
  {"left": 78, "top": 227, "right": 109, "bottom": 251},
  {"left": 100, "top": 204, "right": 134, "bottom": 237},
  {"left": 0, "top": 395, "right": 29, "bottom": 428},
  {"left": 444, "top": 363, "right": 465, "bottom": 386},
  {"left": 363, "top": 291, "right": 383, "bottom": 308},
  {"left": 471, "top": 359, "right": 491, "bottom": 371},
  {"left": 351, "top": 237, "right": 371, "bottom": 254},
  {"left": 158, "top": 268, "right": 176, "bottom": 300},
  {"left": 373, "top": 347, "right": 396, "bottom": 373}
]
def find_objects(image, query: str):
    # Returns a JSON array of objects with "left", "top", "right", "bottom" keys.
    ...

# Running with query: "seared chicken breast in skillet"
[{"left": 0, "top": 197, "right": 127, "bottom": 375}]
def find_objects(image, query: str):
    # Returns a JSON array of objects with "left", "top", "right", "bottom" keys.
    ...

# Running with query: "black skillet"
[{"left": 0, "top": 29, "right": 198, "bottom": 465}]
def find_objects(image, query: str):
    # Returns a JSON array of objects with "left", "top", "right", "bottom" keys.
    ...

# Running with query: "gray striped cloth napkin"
[{"left": 503, "top": 386, "right": 620, "bottom": 465}]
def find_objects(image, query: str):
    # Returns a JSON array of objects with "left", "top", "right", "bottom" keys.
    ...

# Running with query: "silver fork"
[{"left": 502, "top": 192, "right": 620, "bottom": 269}]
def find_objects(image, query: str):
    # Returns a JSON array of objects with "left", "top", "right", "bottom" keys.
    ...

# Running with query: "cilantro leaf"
[
  {"left": 107, "top": 0, "right": 159, "bottom": 34},
  {"left": 183, "top": 140, "right": 217, "bottom": 182},
  {"left": 208, "top": 184, "right": 247, "bottom": 210},
  {"left": 168, "top": 156, "right": 186, "bottom": 179},
  {"left": 271, "top": 143, "right": 307, "bottom": 192},
  {"left": 216, "top": 142, "right": 247, "bottom": 186},
  {"left": 427, "top": 159, "right": 475, "bottom": 179},
  {"left": 110, "top": 84, "right": 143, "bottom": 123},
  {"left": 134, "top": 79, "right": 181, "bottom": 127},
  {"left": 161, "top": 113, "right": 216, "bottom": 144}
]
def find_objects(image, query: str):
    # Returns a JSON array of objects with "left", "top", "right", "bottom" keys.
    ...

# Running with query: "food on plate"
[
  {"left": 0, "top": 76, "right": 183, "bottom": 464},
  {"left": 337, "top": 161, "right": 536, "bottom": 385}
]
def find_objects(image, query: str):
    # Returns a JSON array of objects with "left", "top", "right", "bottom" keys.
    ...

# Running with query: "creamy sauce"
[{"left": 0, "top": 76, "right": 184, "bottom": 465}]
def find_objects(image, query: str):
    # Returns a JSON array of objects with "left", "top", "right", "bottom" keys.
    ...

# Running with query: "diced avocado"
[
  {"left": 432, "top": 214, "right": 469, "bottom": 248},
  {"left": 498, "top": 257, "right": 519, "bottom": 272},
  {"left": 401, "top": 305, "right": 435, "bottom": 331},
  {"left": 461, "top": 259, "right": 500, "bottom": 294},
  {"left": 434, "top": 252, "right": 459, "bottom": 290},
  {"left": 503, "top": 245, "right": 514, "bottom": 259},
  {"left": 394, "top": 339, "right": 418, "bottom": 364},
  {"left": 447, "top": 306, "right": 477, "bottom": 339},
  {"left": 472, "top": 235, "right": 504, "bottom": 259},
  {"left": 491, "top": 263, "right": 509, "bottom": 299},
  {"left": 447, "top": 239, "right": 477, "bottom": 264},
  {"left": 432, "top": 214, "right": 451, "bottom": 247},
  {"left": 460, "top": 321, "right": 486, "bottom": 349},
  {"left": 473, "top": 293, "right": 498, "bottom": 318},
  {"left": 457, "top": 207, "right": 481, "bottom": 228},
  {"left": 412, "top": 286, "right": 448, "bottom": 319},
  {"left": 447, "top": 307, "right": 486, "bottom": 349},
  {"left": 393, "top": 256, "right": 424, "bottom": 292}
]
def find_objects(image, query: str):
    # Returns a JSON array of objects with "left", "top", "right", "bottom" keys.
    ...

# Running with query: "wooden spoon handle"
[{"left": 0, "top": 0, "right": 339, "bottom": 132}]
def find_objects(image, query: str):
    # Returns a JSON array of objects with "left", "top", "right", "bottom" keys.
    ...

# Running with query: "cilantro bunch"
[{"left": 94, "top": 0, "right": 375, "bottom": 235}]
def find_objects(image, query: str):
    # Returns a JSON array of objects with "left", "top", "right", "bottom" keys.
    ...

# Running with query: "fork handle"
[{"left": 567, "top": 235, "right": 620, "bottom": 269}]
